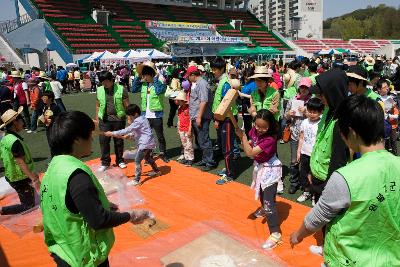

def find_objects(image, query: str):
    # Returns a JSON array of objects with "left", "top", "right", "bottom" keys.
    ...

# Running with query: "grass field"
[{"left": 1, "top": 92, "right": 310, "bottom": 206}]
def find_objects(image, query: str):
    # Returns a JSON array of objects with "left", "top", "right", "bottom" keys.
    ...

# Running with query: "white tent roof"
[
  {"left": 139, "top": 49, "right": 172, "bottom": 59},
  {"left": 100, "top": 51, "right": 118, "bottom": 60},
  {"left": 82, "top": 51, "right": 104, "bottom": 63},
  {"left": 124, "top": 49, "right": 150, "bottom": 63}
]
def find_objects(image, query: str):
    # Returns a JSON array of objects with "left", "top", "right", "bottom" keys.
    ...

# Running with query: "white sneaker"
[
  {"left": 97, "top": 165, "right": 108, "bottom": 172},
  {"left": 297, "top": 191, "right": 312, "bottom": 202},
  {"left": 309, "top": 245, "right": 323, "bottom": 256},
  {"left": 118, "top": 162, "right": 127, "bottom": 169},
  {"left": 127, "top": 180, "right": 141, "bottom": 186},
  {"left": 277, "top": 179, "right": 284, "bottom": 194},
  {"left": 177, "top": 154, "right": 185, "bottom": 161},
  {"left": 147, "top": 170, "right": 162, "bottom": 177}
]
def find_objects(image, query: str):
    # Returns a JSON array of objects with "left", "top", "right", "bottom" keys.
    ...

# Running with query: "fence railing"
[{"left": 0, "top": 13, "right": 38, "bottom": 33}]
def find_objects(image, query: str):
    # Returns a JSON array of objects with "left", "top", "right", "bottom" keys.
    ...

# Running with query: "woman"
[
  {"left": 248, "top": 66, "right": 281, "bottom": 122},
  {"left": 41, "top": 111, "right": 153, "bottom": 267}
]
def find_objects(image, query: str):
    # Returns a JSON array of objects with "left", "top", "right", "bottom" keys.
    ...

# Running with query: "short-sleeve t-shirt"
[
  {"left": 248, "top": 127, "right": 277, "bottom": 164},
  {"left": 300, "top": 118, "right": 320, "bottom": 156},
  {"left": 105, "top": 87, "right": 129, "bottom": 121},
  {"left": 189, "top": 77, "right": 213, "bottom": 120},
  {"left": 178, "top": 104, "right": 190, "bottom": 132}
]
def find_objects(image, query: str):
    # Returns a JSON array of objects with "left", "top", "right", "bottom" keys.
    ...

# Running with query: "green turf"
[{"left": 1, "top": 92, "right": 312, "bottom": 206}]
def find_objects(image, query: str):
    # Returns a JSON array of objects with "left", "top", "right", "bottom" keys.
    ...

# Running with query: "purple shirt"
[
  {"left": 112, "top": 115, "right": 156, "bottom": 150},
  {"left": 248, "top": 127, "right": 277, "bottom": 163}
]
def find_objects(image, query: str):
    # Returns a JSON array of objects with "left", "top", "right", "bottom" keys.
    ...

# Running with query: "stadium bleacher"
[{"left": 30, "top": 0, "right": 291, "bottom": 54}]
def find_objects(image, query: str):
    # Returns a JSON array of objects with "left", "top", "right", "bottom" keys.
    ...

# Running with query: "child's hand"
[
  {"left": 103, "top": 131, "right": 113, "bottom": 137},
  {"left": 289, "top": 110, "right": 296, "bottom": 117},
  {"left": 214, "top": 121, "right": 219, "bottom": 129},
  {"left": 235, "top": 128, "right": 244, "bottom": 139},
  {"left": 122, "top": 134, "right": 130, "bottom": 139},
  {"left": 298, "top": 106, "right": 306, "bottom": 114}
]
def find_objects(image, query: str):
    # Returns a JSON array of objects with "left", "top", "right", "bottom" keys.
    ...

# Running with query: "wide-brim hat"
[
  {"left": 249, "top": 66, "right": 272, "bottom": 79},
  {"left": 365, "top": 56, "right": 375, "bottom": 66},
  {"left": 38, "top": 71, "right": 49, "bottom": 80},
  {"left": 10, "top": 71, "right": 22, "bottom": 78},
  {"left": 174, "top": 91, "right": 188, "bottom": 102},
  {"left": 0, "top": 106, "right": 23, "bottom": 129},
  {"left": 283, "top": 69, "right": 297, "bottom": 88},
  {"left": 137, "top": 61, "right": 157, "bottom": 76},
  {"left": 346, "top": 65, "right": 369, "bottom": 82}
]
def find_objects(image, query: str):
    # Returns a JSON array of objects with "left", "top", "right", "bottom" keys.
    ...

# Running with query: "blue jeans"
[
  {"left": 192, "top": 118, "right": 215, "bottom": 166},
  {"left": 30, "top": 109, "right": 40, "bottom": 131}
]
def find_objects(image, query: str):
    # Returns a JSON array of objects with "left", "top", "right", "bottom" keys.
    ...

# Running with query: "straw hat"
[
  {"left": 197, "top": 65, "right": 205, "bottom": 72},
  {"left": 346, "top": 65, "right": 369, "bottom": 82},
  {"left": 174, "top": 91, "right": 188, "bottom": 102},
  {"left": 228, "top": 79, "right": 241, "bottom": 90},
  {"left": 9, "top": 71, "right": 22, "bottom": 78},
  {"left": 137, "top": 61, "right": 157, "bottom": 76},
  {"left": 283, "top": 69, "right": 297, "bottom": 88},
  {"left": 365, "top": 56, "right": 375, "bottom": 66},
  {"left": 38, "top": 71, "right": 49, "bottom": 80},
  {"left": 249, "top": 66, "right": 272, "bottom": 79},
  {"left": 0, "top": 106, "right": 23, "bottom": 129}
]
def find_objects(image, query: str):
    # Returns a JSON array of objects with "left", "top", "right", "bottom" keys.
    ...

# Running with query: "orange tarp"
[{"left": 0, "top": 158, "right": 323, "bottom": 267}]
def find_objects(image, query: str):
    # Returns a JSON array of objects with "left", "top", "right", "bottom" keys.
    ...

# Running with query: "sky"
[{"left": 0, "top": 0, "right": 399, "bottom": 22}]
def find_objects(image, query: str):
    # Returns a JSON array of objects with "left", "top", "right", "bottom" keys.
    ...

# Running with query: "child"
[
  {"left": 296, "top": 98, "right": 324, "bottom": 202},
  {"left": 0, "top": 107, "right": 39, "bottom": 215},
  {"left": 175, "top": 91, "right": 193, "bottom": 166},
  {"left": 104, "top": 104, "right": 161, "bottom": 186},
  {"left": 41, "top": 91, "right": 61, "bottom": 157},
  {"left": 235, "top": 109, "right": 283, "bottom": 250}
]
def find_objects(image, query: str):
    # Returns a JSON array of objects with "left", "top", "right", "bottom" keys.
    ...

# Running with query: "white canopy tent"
[
  {"left": 124, "top": 49, "right": 150, "bottom": 62},
  {"left": 139, "top": 49, "right": 172, "bottom": 60}
]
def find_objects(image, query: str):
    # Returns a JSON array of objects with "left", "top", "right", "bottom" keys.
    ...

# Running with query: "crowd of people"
[{"left": 0, "top": 53, "right": 399, "bottom": 266}]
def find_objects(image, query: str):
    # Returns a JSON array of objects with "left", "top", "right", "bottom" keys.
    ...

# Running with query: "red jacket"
[{"left": 14, "top": 82, "right": 27, "bottom": 105}]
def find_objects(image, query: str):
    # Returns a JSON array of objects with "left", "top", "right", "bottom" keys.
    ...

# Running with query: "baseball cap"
[{"left": 184, "top": 66, "right": 199, "bottom": 78}]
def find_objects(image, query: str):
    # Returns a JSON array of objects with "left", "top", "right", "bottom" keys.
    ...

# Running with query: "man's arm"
[
  {"left": 154, "top": 78, "right": 166, "bottom": 95},
  {"left": 131, "top": 77, "right": 142, "bottom": 93}
]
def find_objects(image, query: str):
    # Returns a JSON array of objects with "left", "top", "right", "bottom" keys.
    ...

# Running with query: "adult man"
[
  {"left": 187, "top": 66, "right": 216, "bottom": 171},
  {"left": 346, "top": 65, "right": 382, "bottom": 102},
  {"left": 132, "top": 61, "right": 169, "bottom": 163},
  {"left": 290, "top": 95, "right": 400, "bottom": 267},
  {"left": 95, "top": 71, "right": 129, "bottom": 171}
]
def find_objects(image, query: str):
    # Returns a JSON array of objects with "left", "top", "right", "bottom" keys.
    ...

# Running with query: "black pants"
[
  {"left": 51, "top": 254, "right": 109, "bottom": 267},
  {"left": 299, "top": 154, "right": 311, "bottom": 191},
  {"left": 259, "top": 183, "right": 280, "bottom": 233},
  {"left": 46, "top": 127, "right": 55, "bottom": 158},
  {"left": 21, "top": 103, "right": 31, "bottom": 129},
  {"left": 99, "top": 120, "right": 126, "bottom": 166},
  {"left": 167, "top": 99, "right": 178, "bottom": 127},
  {"left": 1, "top": 177, "right": 35, "bottom": 215},
  {"left": 147, "top": 117, "right": 167, "bottom": 154},
  {"left": 311, "top": 176, "right": 327, "bottom": 203},
  {"left": 90, "top": 79, "right": 97, "bottom": 92},
  {"left": 221, "top": 119, "right": 237, "bottom": 178}
]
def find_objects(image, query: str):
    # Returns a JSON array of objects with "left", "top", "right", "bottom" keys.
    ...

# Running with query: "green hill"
[{"left": 323, "top": 4, "right": 400, "bottom": 40}]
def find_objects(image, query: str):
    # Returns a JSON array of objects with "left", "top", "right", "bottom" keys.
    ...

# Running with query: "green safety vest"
[
  {"left": 97, "top": 84, "right": 126, "bottom": 120},
  {"left": 283, "top": 86, "right": 297, "bottom": 100},
  {"left": 44, "top": 81, "right": 52, "bottom": 92},
  {"left": 141, "top": 83, "right": 164, "bottom": 112},
  {"left": 309, "top": 73, "right": 318, "bottom": 86},
  {"left": 310, "top": 116, "right": 336, "bottom": 181},
  {"left": 251, "top": 87, "right": 280, "bottom": 121},
  {"left": 364, "top": 88, "right": 381, "bottom": 101},
  {"left": 0, "top": 133, "right": 34, "bottom": 182},
  {"left": 41, "top": 155, "right": 115, "bottom": 267},
  {"left": 212, "top": 75, "right": 238, "bottom": 116},
  {"left": 324, "top": 150, "right": 400, "bottom": 267}
]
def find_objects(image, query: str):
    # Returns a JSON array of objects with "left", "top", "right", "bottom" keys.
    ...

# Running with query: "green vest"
[
  {"left": 325, "top": 150, "right": 400, "bottom": 267},
  {"left": 44, "top": 81, "right": 52, "bottom": 92},
  {"left": 0, "top": 133, "right": 34, "bottom": 182},
  {"left": 309, "top": 73, "right": 318, "bottom": 86},
  {"left": 41, "top": 155, "right": 115, "bottom": 267},
  {"left": 251, "top": 87, "right": 280, "bottom": 121},
  {"left": 283, "top": 86, "right": 297, "bottom": 100},
  {"left": 212, "top": 75, "right": 238, "bottom": 116},
  {"left": 140, "top": 83, "right": 164, "bottom": 112},
  {"left": 364, "top": 88, "right": 381, "bottom": 101},
  {"left": 97, "top": 84, "right": 126, "bottom": 120},
  {"left": 310, "top": 117, "right": 336, "bottom": 181}
]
